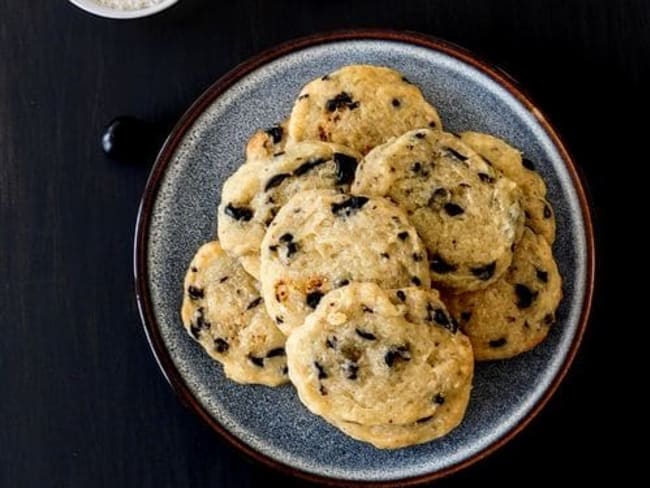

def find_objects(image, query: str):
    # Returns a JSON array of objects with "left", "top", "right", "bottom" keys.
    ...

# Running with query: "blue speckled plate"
[{"left": 135, "top": 31, "right": 594, "bottom": 485}]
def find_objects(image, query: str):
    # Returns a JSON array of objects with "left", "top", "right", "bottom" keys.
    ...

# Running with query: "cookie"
[
  {"left": 180, "top": 241, "right": 288, "bottom": 386},
  {"left": 218, "top": 141, "right": 362, "bottom": 280},
  {"left": 245, "top": 119, "right": 289, "bottom": 162},
  {"left": 460, "top": 131, "right": 556, "bottom": 243},
  {"left": 352, "top": 128, "right": 524, "bottom": 292},
  {"left": 330, "top": 402, "right": 469, "bottom": 449},
  {"left": 287, "top": 65, "right": 442, "bottom": 154},
  {"left": 259, "top": 189, "right": 430, "bottom": 335},
  {"left": 285, "top": 283, "right": 473, "bottom": 448},
  {"left": 444, "top": 228, "right": 562, "bottom": 361}
]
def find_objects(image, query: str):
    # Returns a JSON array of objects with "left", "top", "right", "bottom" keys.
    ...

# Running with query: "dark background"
[{"left": 1, "top": 0, "right": 642, "bottom": 486}]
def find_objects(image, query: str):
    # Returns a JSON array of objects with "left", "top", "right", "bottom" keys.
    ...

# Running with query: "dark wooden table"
[{"left": 1, "top": 0, "right": 641, "bottom": 485}]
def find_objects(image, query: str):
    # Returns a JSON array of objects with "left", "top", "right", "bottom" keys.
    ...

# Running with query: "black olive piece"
[
  {"left": 489, "top": 338, "right": 507, "bottom": 348},
  {"left": 189, "top": 307, "right": 211, "bottom": 339},
  {"left": 275, "top": 316, "right": 284, "bottom": 324},
  {"left": 326, "top": 336, "right": 337, "bottom": 349},
  {"left": 190, "top": 267, "right": 198, "bottom": 273},
  {"left": 343, "top": 360, "right": 359, "bottom": 380},
  {"left": 265, "top": 126, "right": 284, "bottom": 144},
  {"left": 392, "top": 98, "right": 401, "bottom": 107},
  {"left": 249, "top": 356, "right": 265, "bottom": 367},
  {"left": 416, "top": 415, "right": 433, "bottom": 424},
  {"left": 414, "top": 132, "right": 426, "bottom": 139},
  {"left": 411, "top": 276, "right": 422, "bottom": 286},
  {"left": 266, "top": 347, "right": 286, "bottom": 358},
  {"left": 268, "top": 245, "right": 278, "bottom": 252},
  {"left": 306, "top": 291, "right": 324, "bottom": 309},
  {"left": 224, "top": 203, "right": 253, "bottom": 221},
  {"left": 429, "top": 188, "right": 449, "bottom": 205},
  {"left": 355, "top": 328, "right": 376, "bottom": 340},
  {"left": 187, "top": 286, "right": 204, "bottom": 300},
  {"left": 325, "top": 92, "right": 359, "bottom": 112},
  {"left": 333, "top": 153, "right": 358, "bottom": 185},
  {"left": 544, "top": 203, "right": 552, "bottom": 219},
  {"left": 430, "top": 254, "right": 457, "bottom": 274},
  {"left": 280, "top": 233, "right": 293, "bottom": 242},
  {"left": 478, "top": 157, "right": 494, "bottom": 169},
  {"left": 471, "top": 261, "right": 496, "bottom": 281},
  {"left": 427, "top": 304, "right": 457, "bottom": 333},
  {"left": 445, "top": 147, "right": 468, "bottom": 161},
  {"left": 536, "top": 269, "right": 549, "bottom": 283},
  {"left": 433, "top": 393, "right": 445, "bottom": 405},
  {"left": 214, "top": 338, "right": 229, "bottom": 354},
  {"left": 219, "top": 276, "right": 229, "bottom": 283},
  {"left": 286, "top": 242, "right": 298, "bottom": 257},
  {"left": 444, "top": 202, "right": 464, "bottom": 216},
  {"left": 411, "top": 162, "right": 422, "bottom": 172},
  {"left": 432, "top": 308, "right": 449, "bottom": 326},
  {"left": 314, "top": 361, "right": 328, "bottom": 379},
  {"left": 331, "top": 196, "right": 369, "bottom": 216},
  {"left": 514, "top": 284, "right": 538, "bottom": 309},
  {"left": 522, "top": 158, "right": 536, "bottom": 170},
  {"left": 294, "top": 157, "right": 327, "bottom": 176},
  {"left": 396, "top": 290, "right": 406, "bottom": 302},
  {"left": 189, "top": 324, "right": 201, "bottom": 339},
  {"left": 429, "top": 121, "right": 437, "bottom": 128},
  {"left": 384, "top": 345, "right": 411, "bottom": 367},
  {"left": 397, "top": 231, "right": 409, "bottom": 240},
  {"left": 336, "top": 279, "right": 350, "bottom": 288},
  {"left": 246, "top": 297, "right": 263, "bottom": 310},
  {"left": 282, "top": 366, "right": 289, "bottom": 375},
  {"left": 264, "top": 173, "right": 291, "bottom": 191},
  {"left": 478, "top": 172, "right": 495, "bottom": 183}
]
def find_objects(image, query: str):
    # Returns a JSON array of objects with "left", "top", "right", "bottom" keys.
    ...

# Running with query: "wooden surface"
[{"left": 0, "top": 0, "right": 642, "bottom": 485}]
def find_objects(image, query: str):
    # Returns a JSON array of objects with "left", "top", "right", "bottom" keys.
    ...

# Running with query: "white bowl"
[{"left": 67, "top": 0, "right": 178, "bottom": 19}]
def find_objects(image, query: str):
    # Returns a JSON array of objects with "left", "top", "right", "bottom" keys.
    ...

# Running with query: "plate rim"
[{"left": 133, "top": 29, "right": 595, "bottom": 486}]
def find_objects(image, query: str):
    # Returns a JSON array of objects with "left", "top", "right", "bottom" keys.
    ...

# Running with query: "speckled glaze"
[{"left": 135, "top": 31, "right": 594, "bottom": 485}]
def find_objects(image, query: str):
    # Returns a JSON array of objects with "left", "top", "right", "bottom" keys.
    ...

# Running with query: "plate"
[{"left": 134, "top": 30, "right": 594, "bottom": 485}]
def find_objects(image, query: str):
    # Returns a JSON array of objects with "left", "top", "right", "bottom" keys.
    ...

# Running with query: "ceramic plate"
[{"left": 134, "top": 30, "right": 594, "bottom": 485}]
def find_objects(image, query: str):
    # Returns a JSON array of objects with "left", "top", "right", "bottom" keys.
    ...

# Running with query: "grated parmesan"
[{"left": 95, "top": 0, "right": 165, "bottom": 10}]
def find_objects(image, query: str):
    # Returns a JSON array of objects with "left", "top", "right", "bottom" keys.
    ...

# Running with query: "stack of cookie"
[{"left": 180, "top": 65, "right": 562, "bottom": 449}]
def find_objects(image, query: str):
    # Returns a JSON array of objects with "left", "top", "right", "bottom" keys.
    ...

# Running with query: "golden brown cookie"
[
  {"left": 218, "top": 141, "right": 362, "bottom": 280},
  {"left": 288, "top": 65, "right": 442, "bottom": 154},
  {"left": 181, "top": 241, "right": 288, "bottom": 385},
  {"left": 444, "top": 228, "right": 562, "bottom": 361},
  {"left": 286, "top": 283, "right": 473, "bottom": 448},
  {"left": 259, "top": 189, "right": 430, "bottom": 335},
  {"left": 460, "top": 131, "right": 556, "bottom": 243},
  {"left": 352, "top": 128, "right": 524, "bottom": 292}
]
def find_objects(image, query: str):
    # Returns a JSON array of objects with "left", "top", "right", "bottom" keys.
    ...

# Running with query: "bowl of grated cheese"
[{"left": 67, "top": 0, "right": 179, "bottom": 19}]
